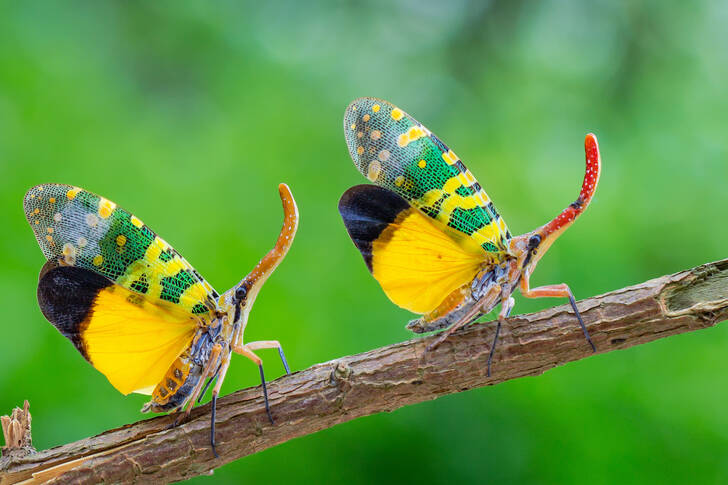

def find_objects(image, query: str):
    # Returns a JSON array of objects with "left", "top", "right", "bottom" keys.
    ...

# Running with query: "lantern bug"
[
  {"left": 338, "top": 98, "right": 600, "bottom": 374},
  {"left": 25, "top": 183, "right": 299, "bottom": 456}
]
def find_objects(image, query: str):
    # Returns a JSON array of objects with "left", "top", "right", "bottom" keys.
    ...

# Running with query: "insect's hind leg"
[{"left": 166, "top": 343, "right": 223, "bottom": 430}]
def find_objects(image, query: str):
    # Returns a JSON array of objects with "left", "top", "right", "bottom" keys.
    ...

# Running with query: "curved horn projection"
[
  {"left": 541, "top": 133, "right": 601, "bottom": 237},
  {"left": 240, "top": 183, "right": 300, "bottom": 303}
]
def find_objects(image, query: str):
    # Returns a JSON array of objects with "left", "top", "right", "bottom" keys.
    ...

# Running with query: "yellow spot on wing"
[
  {"left": 456, "top": 173, "right": 470, "bottom": 186},
  {"left": 130, "top": 216, "right": 144, "bottom": 228},
  {"left": 441, "top": 194, "right": 478, "bottom": 214},
  {"left": 372, "top": 104, "right": 380, "bottom": 112},
  {"left": 62, "top": 243, "right": 77, "bottom": 265},
  {"left": 93, "top": 255, "right": 103, "bottom": 266},
  {"left": 165, "top": 259, "right": 187, "bottom": 275},
  {"left": 99, "top": 198, "right": 116, "bottom": 219},
  {"left": 145, "top": 238, "right": 163, "bottom": 262},
  {"left": 391, "top": 108, "right": 403, "bottom": 121},
  {"left": 418, "top": 159, "right": 427, "bottom": 169},
  {"left": 367, "top": 161, "right": 382, "bottom": 182},
  {"left": 443, "top": 176, "right": 461, "bottom": 193},
  {"left": 67, "top": 187, "right": 82, "bottom": 200},
  {"left": 116, "top": 235, "right": 127, "bottom": 246}
]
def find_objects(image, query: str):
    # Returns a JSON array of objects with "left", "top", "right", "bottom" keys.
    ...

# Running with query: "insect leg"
[
  {"left": 486, "top": 321, "right": 501, "bottom": 378},
  {"left": 486, "top": 295, "right": 514, "bottom": 377},
  {"left": 233, "top": 344, "right": 275, "bottom": 424},
  {"left": 183, "top": 343, "right": 223, "bottom": 419},
  {"left": 426, "top": 284, "right": 501, "bottom": 353},
  {"left": 167, "top": 343, "right": 223, "bottom": 430},
  {"left": 197, "top": 361, "right": 222, "bottom": 404},
  {"left": 245, "top": 340, "right": 291, "bottom": 374},
  {"left": 519, "top": 279, "right": 596, "bottom": 352},
  {"left": 209, "top": 353, "right": 232, "bottom": 459}
]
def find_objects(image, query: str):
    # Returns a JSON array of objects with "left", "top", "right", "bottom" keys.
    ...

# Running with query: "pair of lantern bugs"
[{"left": 25, "top": 97, "right": 601, "bottom": 457}]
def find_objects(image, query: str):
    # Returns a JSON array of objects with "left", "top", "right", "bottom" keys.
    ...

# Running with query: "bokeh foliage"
[{"left": 1, "top": 1, "right": 727, "bottom": 483}]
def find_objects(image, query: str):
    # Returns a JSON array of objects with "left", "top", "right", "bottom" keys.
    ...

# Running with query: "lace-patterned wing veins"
[
  {"left": 343, "top": 97, "right": 512, "bottom": 258},
  {"left": 24, "top": 184, "right": 220, "bottom": 395},
  {"left": 24, "top": 184, "right": 219, "bottom": 316}
]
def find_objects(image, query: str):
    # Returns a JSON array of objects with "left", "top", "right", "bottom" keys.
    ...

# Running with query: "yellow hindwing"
[
  {"left": 82, "top": 285, "right": 197, "bottom": 395},
  {"left": 371, "top": 208, "right": 486, "bottom": 314}
]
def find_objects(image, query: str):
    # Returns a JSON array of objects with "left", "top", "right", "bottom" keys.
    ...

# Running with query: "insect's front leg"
[
  {"left": 245, "top": 340, "right": 291, "bottom": 375},
  {"left": 232, "top": 342, "right": 275, "bottom": 424},
  {"left": 519, "top": 275, "right": 596, "bottom": 352}
]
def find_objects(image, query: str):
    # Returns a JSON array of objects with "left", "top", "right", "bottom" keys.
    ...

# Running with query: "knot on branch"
[{"left": 330, "top": 361, "right": 353, "bottom": 392}]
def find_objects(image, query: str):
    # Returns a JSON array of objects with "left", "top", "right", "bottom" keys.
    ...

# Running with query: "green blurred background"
[{"left": 1, "top": 1, "right": 727, "bottom": 483}]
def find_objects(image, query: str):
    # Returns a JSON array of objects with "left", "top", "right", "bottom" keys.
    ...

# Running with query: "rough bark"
[{"left": 2, "top": 258, "right": 727, "bottom": 484}]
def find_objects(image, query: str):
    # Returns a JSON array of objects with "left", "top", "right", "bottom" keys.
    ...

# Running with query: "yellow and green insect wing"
[
  {"left": 24, "top": 184, "right": 219, "bottom": 317},
  {"left": 344, "top": 97, "right": 511, "bottom": 255}
]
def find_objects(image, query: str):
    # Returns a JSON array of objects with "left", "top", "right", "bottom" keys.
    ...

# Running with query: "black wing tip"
[
  {"left": 37, "top": 264, "right": 113, "bottom": 361},
  {"left": 338, "top": 184, "right": 409, "bottom": 216},
  {"left": 338, "top": 185, "right": 411, "bottom": 273},
  {"left": 338, "top": 184, "right": 373, "bottom": 214}
]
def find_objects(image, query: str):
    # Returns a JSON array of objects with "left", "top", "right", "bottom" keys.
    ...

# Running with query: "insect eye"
[
  {"left": 234, "top": 286, "right": 247, "bottom": 302},
  {"left": 528, "top": 234, "right": 541, "bottom": 250}
]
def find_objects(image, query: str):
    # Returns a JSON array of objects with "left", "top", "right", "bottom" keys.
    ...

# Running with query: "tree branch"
[{"left": 3, "top": 258, "right": 728, "bottom": 484}]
